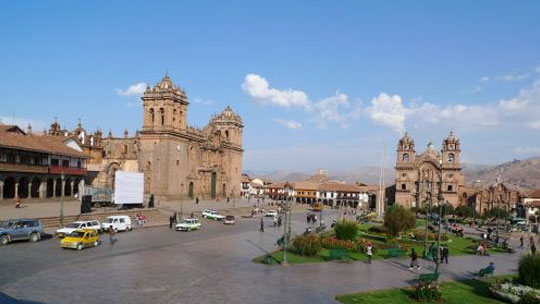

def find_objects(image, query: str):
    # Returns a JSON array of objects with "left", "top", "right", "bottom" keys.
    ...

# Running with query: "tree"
[
  {"left": 440, "top": 203, "right": 455, "bottom": 217},
  {"left": 455, "top": 205, "right": 476, "bottom": 218},
  {"left": 383, "top": 205, "right": 416, "bottom": 237},
  {"left": 483, "top": 207, "right": 509, "bottom": 219}
]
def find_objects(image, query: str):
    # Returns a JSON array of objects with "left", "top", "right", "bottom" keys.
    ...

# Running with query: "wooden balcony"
[
  {"left": 0, "top": 162, "right": 48, "bottom": 174},
  {"left": 49, "top": 165, "right": 87, "bottom": 176}
]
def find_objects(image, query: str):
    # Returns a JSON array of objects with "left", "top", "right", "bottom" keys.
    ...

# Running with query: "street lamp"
[
  {"left": 422, "top": 180, "right": 432, "bottom": 258},
  {"left": 435, "top": 191, "right": 444, "bottom": 274},
  {"left": 282, "top": 182, "right": 293, "bottom": 265},
  {"left": 59, "top": 172, "right": 65, "bottom": 228},
  {"left": 180, "top": 183, "right": 184, "bottom": 220}
]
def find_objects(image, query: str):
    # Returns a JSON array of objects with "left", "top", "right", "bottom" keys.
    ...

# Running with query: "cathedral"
[
  {"left": 49, "top": 75, "right": 244, "bottom": 199},
  {"left": 394, "top": 132, "right": 464, "bottom": 208}
]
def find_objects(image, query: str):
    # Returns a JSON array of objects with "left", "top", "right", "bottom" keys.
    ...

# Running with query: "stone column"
[
  {"left": 70, "top": 181, "right": 74, "bottom": 197},
  {"left": 14, "top": 182, "right": 19, "bottom": 198},
  {"left": 39, "top": 180, "right": 46, "bottom": 198},
  {"left": 53, "top": 180, "right": 57, "bottom": 197},
  {"left": 0, "top": 181, "right": 4, "bottom": 201},
  {"left": 61, "top": 180, "right": 66, "bottom": 197},
  {"left": 28, "top": 183, "right": 33, "bottom": 199}
]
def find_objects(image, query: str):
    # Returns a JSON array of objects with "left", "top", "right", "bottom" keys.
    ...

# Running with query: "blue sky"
[{"left": 1, "top": 1, "right": 540, "bottom": 172}]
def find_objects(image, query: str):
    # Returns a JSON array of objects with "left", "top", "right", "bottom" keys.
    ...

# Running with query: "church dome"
[
  {"left": 444, "top": 131, "right": 458, "bottom": 143},
  {"left": 399, "top": 132, "right": 414, "bottom": 146},
  {"left": 211, "top": 106, "right": 243, "bottom": 124}
]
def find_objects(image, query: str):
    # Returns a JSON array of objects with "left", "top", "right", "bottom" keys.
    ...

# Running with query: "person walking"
[
  {"left": 108, "top": 227, "right": 116, "bottom": 245},
  {"left": 169, "top": 215, "right": 174, "bottom": 229},
  {"left": 520, "top": 235, "right": 524, "bottom": 248},
  {"left": 15, "top": 197, "right": 21, "bottom": 208},
  {"left": 409, "top": 248, "right": 420, "bottom": 270},
  {"left": 442, "top": 245, "right": 449, "bottom": 264},
  {"left": 196, "top": 197, "right": 199, "bottom": 204},
  {"left": 366, "top": 243, "right": 373, "bottom": 264},
  {"left": 260, "top": 218, "right": 264, "bottom": 232},
  {"left": 531, "top": 242, "right": 537, "bottom": 255}
]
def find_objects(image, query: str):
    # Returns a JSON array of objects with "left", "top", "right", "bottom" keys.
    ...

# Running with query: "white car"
[
  {"left": 175, "top": 219, "right": 202, "bottom": 231},
  {"left": 56, "top": 220, "right": 101, "bottom": 237},
  {"left": 265, "top": 210, "right": 278, "bottom": 217},
  {"left": 202, "top": 209, "right": 225, "bottom": 221},
  {"left": 101, "top": 215, "right": 132, "bottom": 232},
  {"left": 224, "top": 215, "right": 235, "bottom": 225}
]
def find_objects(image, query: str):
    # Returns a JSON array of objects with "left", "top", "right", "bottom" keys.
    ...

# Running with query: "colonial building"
[
  {"left": 95, "top": 75, "right": 244, "bottom": 199},
  {"left": 0, "top": 124, "right": 87, "bottom": 201},
  {"left": 394, "top": 132, "right": 464, "bottom": 208},
  {"left": 459, "top": 179, "right": 521, "bottom": 214},
  {"left": 43, "top": 75, "right": 244, "bottom": 200}
]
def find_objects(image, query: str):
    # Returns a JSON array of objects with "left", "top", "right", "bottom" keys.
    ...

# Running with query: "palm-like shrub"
[
  {"left": 519, "top": 254, "right": 540, "bottom": 288},
  {"left": 292, "top": 234, "right": 322, "bottom": 256},
  {"left": 384, "top": 205, "right": 416, "bottom": 237},
  {"left": 334, "top": 220, "right": 358, "bottom": 241}
]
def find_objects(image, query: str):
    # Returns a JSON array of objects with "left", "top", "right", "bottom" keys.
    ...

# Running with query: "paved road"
[{"left": 0, "top": 210, "right": 523, "bottom": 304}]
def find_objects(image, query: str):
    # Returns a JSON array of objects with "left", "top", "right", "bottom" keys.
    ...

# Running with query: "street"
[{"left": 1, "top": 210, "right": 521, "bottom": 304}]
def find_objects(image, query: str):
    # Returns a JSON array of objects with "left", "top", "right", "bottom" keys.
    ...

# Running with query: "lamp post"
[
  {"left": 282, "top": 182, "right": 293, "bottom": 265},
  {"left": 59, "top": 172, "right": 65, "bottom": 228},
  {"left": 435, "top": 191, "right": 444, "bottom": 274},
  {"left": 180, "top": 183, "right": 184, "bottom": 220},
  {"left": 422, "top": 180, "right": 432, "bottom": 258}
]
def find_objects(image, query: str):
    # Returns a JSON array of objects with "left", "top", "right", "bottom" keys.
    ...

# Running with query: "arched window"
[
  {"left": 173, "top": 109, "right": 177, "bottom": 123},
  {"left": 401, "top": 184, "right": 406, "bottom": 190},
  {"left": 149, "top": 108, "right": 155, "bottom": 124},
  {"left": 159, "top": 108, "right": 165, "bottom": 126},
  {"left": 123, "top": 144, "right": 128, "bottom": 154},
  {"left": 225, "top": 130, "right": 229, "bottom": 139},
  {"left": 448, "top": 153, "right": 455, "bottom": 163},
  {"left": 402, "top": 153, "right": 409, "bottom": 163},
  {"left": 447, "top": 185, "right": 453, "bottom": 192}
]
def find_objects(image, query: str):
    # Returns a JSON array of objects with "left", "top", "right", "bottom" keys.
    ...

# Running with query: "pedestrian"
[
  {"left": 520, "top": 235, "right": 524, "bottom": 248},
  {"left": 531, "top": 242, "right": 537, "bottom": 255},
  {"left": 366, "top": 243, "right": 373, "bottom": 264},
  {"left": 260, "top": 218, "right": 264, "bottom": 232},
  {"left": 190, "top": 212, "right": 194, "bottom": 218},
  {"left": 169, "top": 215, "right": 174, "bottom": 229},
  {"left": 273, "top": 216, "right": 278, "bottom": 227},
  {"left": 108, "top": 227, "right": 116, "bottom": 245},
  {"left": 442, "top": 245, "right": 449, "bottom": 264},
  {"left": 227, "top": 197, "right": 230, "bottom": 203},
  {"left": 409, "top": 248, "right": 420, "bottom": 269},
  {"left": 307, "top": 214, "right": 311, "bottom": 223},
  {"left": 15, "top": 197, "right": 21, "bottom": 208},
  {"left": 148, "top": 193, "right": 155, "bottom": 208},
  {"left": 196, "top": 197, "right": 199, "bottom": 204}
]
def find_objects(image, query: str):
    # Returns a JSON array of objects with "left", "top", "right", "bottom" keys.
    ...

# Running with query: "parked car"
[
  {"left": 202, "top": 209, "right": 225, "bottom": 221},
  {"left": 224, "top": 215, "right": 235, "bottom": 225},
  {"left": 0, "top": 218, "right": 44, "bottom": 245},
  {"left": 56, "top": 220, "right": 101, "bottom": 237},
  {"left": 175, "top": 219, "right": 202, "bottom": 231},
  {"left": 101, "top": 215, "right": 132, "bottom": 232},
  {"left": 60, "top": 229, "right": 100, "bottom": 250},
  {"left": 265, "top": 210, "right": 278, "bottom": 217}
]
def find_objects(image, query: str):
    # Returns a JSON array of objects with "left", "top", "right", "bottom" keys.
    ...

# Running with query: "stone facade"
[
  {"left": 93, "top": 75, "right": 244, "bottom": 199},
  {"left": 394, "top": 132, "right": 464, "bottom": 208},
  {"left": 459, "top": 180, "right": 521, "bottom": 214}
]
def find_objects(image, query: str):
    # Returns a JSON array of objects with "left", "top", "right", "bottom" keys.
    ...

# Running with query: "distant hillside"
[
  {"left": 245, "top": 156, "right": 540, "bottom": 190},
  {"left": 463, "top": 157, "right": 540, "bottom": 190}
]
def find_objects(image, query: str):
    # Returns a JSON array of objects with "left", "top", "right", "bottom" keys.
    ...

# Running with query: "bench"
[
  {"left": 329, "top": 248, "right": 348, "bottom": 260},
  {"left": 479, "top": 267, "right": 494, "bottom": 277},
  {"left": 418, "top": 273, "right": 439, "bottom": 284},
  {"left": 387, "top": 248, "right": 405, "bottom": 258}
]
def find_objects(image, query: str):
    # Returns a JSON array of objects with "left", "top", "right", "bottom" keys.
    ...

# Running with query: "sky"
[{"left": 1, "top": 1, "right": 540, "bottom": 173}]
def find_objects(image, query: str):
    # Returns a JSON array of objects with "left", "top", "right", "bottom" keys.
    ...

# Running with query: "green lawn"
[{"left": 336, "top": 277, "right": 513, "bottom": 304}]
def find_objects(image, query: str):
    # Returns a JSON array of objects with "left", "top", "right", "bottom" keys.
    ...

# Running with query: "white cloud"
[
  {"left": 116, "top": 82, "right": 148, "bottom": 97},
  {"left": 513, "top": 146, "right": 540, "bottom": 156},
  {"left": 274, "top": 118, "right": 302, "bottom": 130},
  {"left": 471, "top": 86, "right": 483, "bottom": 93},
  {"left": 192, "top": 97, "right": 212, "bottom": 106},
  {"left": 536, "top": 65, "right": 540, "bottom": 74},
  {"left": 480, "top": 76, "right": 489, "bottom": 82},
  {"left": 526, "top": 120, "right": 540, "bottom": 129},
  {"left": 243, "top": 74, "right": 361, "bottom": 128},
  {"left": 365, "top": 93, "right": 406, "bottom": 133},
  {"left": 242, "top": 74, "right": 309, "bottom": 108},
  {"left": 495, "top": 73, "right": 529, "bottom": 82}
]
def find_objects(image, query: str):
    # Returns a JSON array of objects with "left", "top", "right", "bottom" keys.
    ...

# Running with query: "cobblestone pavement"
[{"left": 1, "top": 210, "right": 523, "bottom": 304}]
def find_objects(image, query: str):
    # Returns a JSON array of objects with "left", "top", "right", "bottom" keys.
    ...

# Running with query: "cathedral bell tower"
[
  {"left": 142, "top": 75, "right": 188, "bottom": 133},
  {"left": 397, "top": 132, "right": 415, "bottom": 165},
  {"left": 441, "top": 131, "right": 460, "bottom": 167},
  {"left": 209, "top": 106, "right": 244, "bottom": 147}
]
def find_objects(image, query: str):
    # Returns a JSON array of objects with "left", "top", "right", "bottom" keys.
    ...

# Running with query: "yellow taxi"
[{"left": 60, "top": 229, "right": 100, "bottom": 250}]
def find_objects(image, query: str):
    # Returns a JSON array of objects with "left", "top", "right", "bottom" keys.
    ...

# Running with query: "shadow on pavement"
[{"left": 0, "top": 292, "right": 49, "bottom": 304}]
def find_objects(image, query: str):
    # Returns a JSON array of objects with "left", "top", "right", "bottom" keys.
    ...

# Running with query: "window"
[
  {"left": 160, "top": 108, "right": 165, "bottom": 126},
  {"left": 176, "top": 160, "right": 179, "bottom": 166},
  {"left": 225, "top": 130, "right": 229, "bottom": 139},
  {"left": 401, "top": 184, "right": 406, "bottom": 190},
  {"left": 120, "top": 218, "right": 125, "bottom": 223},
  {"left": 402, "top": 153, "right": 409, "bottom": 163},
  {"left": 62, "top": 160, "right": 69, "bottom": 167},
  {"left": 448, "top": 153, "right": 455, "bottom": 163},
  {"left": 447, "top": 185, "right": 453, "bottom": 192},
  {"left": 150, "top": 108, "right": 155, "bottom": 124}
]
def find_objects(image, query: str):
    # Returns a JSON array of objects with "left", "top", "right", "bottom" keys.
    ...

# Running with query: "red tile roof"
[{"left": 0, "top": 128, "right": 86, "bottom": 158}]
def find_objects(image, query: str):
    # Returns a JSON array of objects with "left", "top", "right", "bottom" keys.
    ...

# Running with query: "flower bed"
[{"left": 490, "top": 282, "right": 540, "bottom": 303}]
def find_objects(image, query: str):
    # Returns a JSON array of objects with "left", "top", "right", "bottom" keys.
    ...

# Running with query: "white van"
[{"left": 101, "top": 216, "right": 132, "bottom": 232}]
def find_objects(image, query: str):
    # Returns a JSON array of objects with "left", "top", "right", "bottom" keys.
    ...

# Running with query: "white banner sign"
[{"left": 114, "top": 171, "right": 144, "bottom": 205}]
